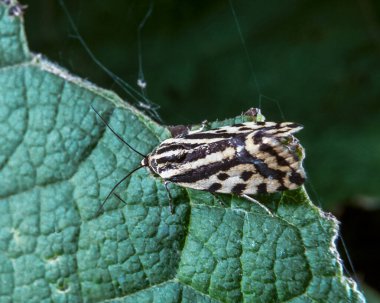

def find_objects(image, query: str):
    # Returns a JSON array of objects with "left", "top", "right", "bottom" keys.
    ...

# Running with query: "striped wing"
[{"left": 148, "top": 121, "right": 305, "bottom": 195}]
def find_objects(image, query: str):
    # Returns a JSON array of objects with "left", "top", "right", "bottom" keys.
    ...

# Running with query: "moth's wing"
[
  {"left": 237, "top": 127, "right": 306, "bottom": 195},
  {"left": 151, "top": 121, "right": 305, "bottom": 195},
  {"left": 254, "top": 121, "right": 303, "bottom": 137},
  {"left": 184, "top": 121, "right": 281, "bottom": 138},
  {"left": 152, "top": 136, "right": 233, "bottom": 180},
  {"left": 175, "top": 122, "right": 304, "bottom": 194}
]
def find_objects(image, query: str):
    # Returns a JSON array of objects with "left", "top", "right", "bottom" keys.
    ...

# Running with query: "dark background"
[{"left": 24, "top": 0, "right": 380, "bottom": 298}]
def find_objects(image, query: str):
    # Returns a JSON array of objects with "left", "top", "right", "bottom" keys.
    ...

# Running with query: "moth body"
[
  {"left": 92, "top": 105, "right": 306, "bottom": 213},
  {"left": 142, "top": 121, "right": 305, "bottom": 196}
]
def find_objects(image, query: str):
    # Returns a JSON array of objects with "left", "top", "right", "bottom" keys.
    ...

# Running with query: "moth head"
[
  {"left": 141, "top": 157, "right": 149, "bottom": 167},
  {"left": 141, "top": 155, "right": 159, "bottom": 176}
]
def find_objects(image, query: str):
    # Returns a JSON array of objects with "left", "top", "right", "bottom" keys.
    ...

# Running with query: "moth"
[{"left": 92, "top": 106, "right": 306, "bottom": 214}]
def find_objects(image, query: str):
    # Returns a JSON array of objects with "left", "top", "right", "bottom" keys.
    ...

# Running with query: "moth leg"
[
  {"left": 189, "top": 119, "right": 210, "bottom": 133},
  {"left": 211, "top": 193, "right": 225, "bottom": 206},
  {"left": 240, "top": 194, "right": 273, "bottom": 216},
  {"left": 114, "top": 193, "right": 127, "bottom": 205},
  {"left": 164, "top": 181, "right": 174, "bottom": 214},
  {"left": 199, "top": 120, "right": 209, "bottom": 131}
]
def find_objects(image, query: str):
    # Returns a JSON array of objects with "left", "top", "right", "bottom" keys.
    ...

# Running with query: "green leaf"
[
  {"left": 0, "top": 2, "right": 365, "bottom": 302},
  {"left": 0, "top": 2, "right": 29, "bottom": 66}
]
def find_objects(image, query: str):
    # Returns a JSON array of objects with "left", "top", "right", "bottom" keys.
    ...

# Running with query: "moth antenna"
[
  {"left": 114, "top": 193, "right": 127, "bottom": 205},
  {"left": 96, "top": 165, "right": 145, "bottom": 216},
  {"left": 91, "top": 105, "right": 146, "bottom": 157}
]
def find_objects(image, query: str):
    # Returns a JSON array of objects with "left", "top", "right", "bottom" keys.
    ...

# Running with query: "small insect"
[
  {"left": 8, "top": 3, "right": 27, "bottom": 17},
  {"left": 92, "top": 106, "right": 305, "bottom": 214}
]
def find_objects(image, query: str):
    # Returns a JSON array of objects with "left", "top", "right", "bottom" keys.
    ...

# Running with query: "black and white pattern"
[
  {"left": 142, "top": 121, "right": 306, "bottom": 196},
  {"left": 92, "top": 105, "right": 306, "bottom": 213}
]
